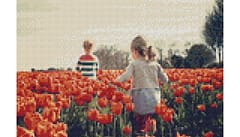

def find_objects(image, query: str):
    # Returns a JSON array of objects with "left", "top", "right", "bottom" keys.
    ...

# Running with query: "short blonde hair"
[{"left": 83, "top": 40, "right": 93, "bottom": 49}]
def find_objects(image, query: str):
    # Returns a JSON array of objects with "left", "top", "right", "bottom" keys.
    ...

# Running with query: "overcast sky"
[{"left": 17, "top": 0, "right": 215, "bottom": 71}]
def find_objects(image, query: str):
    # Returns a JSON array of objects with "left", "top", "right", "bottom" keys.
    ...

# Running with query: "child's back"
[{"left": 118, "top": 59, "right": 168, "bottom": 89}]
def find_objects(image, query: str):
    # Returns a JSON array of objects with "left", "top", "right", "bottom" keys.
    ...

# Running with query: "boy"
[{"left": 76, "top": 40, "right": 99, "bottom": 80}]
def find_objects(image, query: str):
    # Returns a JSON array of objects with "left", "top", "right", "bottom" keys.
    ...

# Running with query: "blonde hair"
[
  {"left": 131, "top": 35, "right": 158, "bottom": 61},
  {"left": 83, "top": 40, "right": 93, "bottom": 49}
]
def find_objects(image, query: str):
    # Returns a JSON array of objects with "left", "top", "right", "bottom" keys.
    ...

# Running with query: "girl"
[{"left": 116, "top": 35, "right": 169, "bottom": 137}]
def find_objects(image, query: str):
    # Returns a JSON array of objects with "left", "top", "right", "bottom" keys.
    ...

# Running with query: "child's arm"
[
  {"left": 116, "top": 63, "right": 134, "bottom": 83},
  {"left": 76, "top": 60, "right": 81, "bottom": 71},
  {"left": 96, "top": 57, "right": 99, "bottom": 71},
  {"left": 158, "top": 65, "right": 169, "bottom": 84}
]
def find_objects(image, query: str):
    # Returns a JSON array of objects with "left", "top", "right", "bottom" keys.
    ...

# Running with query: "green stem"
[
  {"left": 85, "top": 103, "right": 90, "bottom": 136},
  {"left": 178, "top": 105, "right": 181, "bottom": 122},
  {"left": 107, "top": 124, "right": 110, "bottom": 136},
  {"left": 113, "top": 116, "right": 116, "bottom": 137},
  {"left": 155, "top": 115, "right": 161, "bottom": 137},
  {"left": 161, "top": 125, "right": 164, "bottom": 137},
  {"left": 124, "top": 106, "right": 127, "bottom": 125},
  {"left": 100, "top": 124, "right": 103, "bottom": 137},
  {"left": 93, "top": 121, "right": 96, "bottom": 137},
  {"left": 168, "top": 123, "right": 172, "bottom": 137}
]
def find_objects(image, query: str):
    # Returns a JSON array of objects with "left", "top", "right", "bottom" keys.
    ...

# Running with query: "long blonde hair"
[{"left": 131, "top": 35, "right": 157, "bottom": 61}]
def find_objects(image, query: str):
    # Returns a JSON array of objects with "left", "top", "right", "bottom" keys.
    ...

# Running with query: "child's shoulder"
[
  {"left": 148, "top": 61, "right": 162, "bottom": 68},
  {"left": 129, "top": 60, "right": 138, "bottom": 65},
  {"left": 92, "top": 54, "right": 99, "bottom": 60},
  {"left": 79, "top": 54, "right": 97, "bottom": 61}
]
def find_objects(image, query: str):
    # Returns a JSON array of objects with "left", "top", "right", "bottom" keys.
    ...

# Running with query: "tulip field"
[{"left": 17, "top": 69, "right": 223, "bottom": 137}]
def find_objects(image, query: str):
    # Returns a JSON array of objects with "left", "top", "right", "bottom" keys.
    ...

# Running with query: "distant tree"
[
  {"left": 171, "top": 55, "right": 184, "bottom": 68},
  {"left": 48, "top": 67, "right": 57, "bottom": 71},
  {"left": 203, "top": 0, "right": 223, "bottom": 62},
  {"left": 75, "top": 66, "right": 80, "bottom": 71},
  {"left": 67, "top": 67, "right": 72, "bottom": 71},
  {"left": 205, "top": 62, "right": 223, "bottom": 68},
  {"left": 31, "top": 68, "right": 36, "bottom": 72},
  {"left": 184, "top": 44, "right": 215, "bottom": 68},
  {"left": 156, "top": 48, "right": 163, "bottom": 65},
  {"left": 93, "top": 46, "right": 130, "bottom": 70},
  {"left": 161, "top": 58, "right": 173, "bottom": 68}
]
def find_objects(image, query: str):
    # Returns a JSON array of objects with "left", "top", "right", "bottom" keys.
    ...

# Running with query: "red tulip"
[
  {"left": 105, "top": 90, "right": 115, "bottom": 100},
  {"left": 97, "top": 97, "right": 109, "bottom": 108},
  {"left": 74, "top": 93, "right": 92, "bottom": 106},
  {"left": 216, "top": 93, "right": 223, "bottom": 101},
  {"left": 55, "top": 122, "right": 67, "bottom": 132},
  {"left": 122, "top": 95, "right": 132, "bottom": 104},
  {"left": 48, "top": 82, "right": 61, "bottom": 94},
  {"left": 200, "top": 84, "right": 214, "bottom": 92},
  {"left": 35, "top": 119, "right": 67, "bottom": 137},
  {"left": 162, "top": 109, "right": 173, "bottom": 122},
  {"left": 197, "top": 104, "right": 205, "bottom": 111},
  {"left": 189, "top": 79, "right": 198, "bottom": 87},
  {"left": 173, "top": 86, "right": 185, "bottom": 97},
  {"left": 24, "top": 112, "right": 43, "bottom": 130},
  {"left": 17, "top": 126, "right": 34, "bottom": 137},
  {"left": 34, "top": 94, "right": 54, "bottom": 108},
  {"left": 210, "top": 103, "right": 217, "bottom": 109},
  {"left": 122, "top": 125, "right": 131, "bottom": 135},
  {"left": 125, "top": 102, "right": 134, "bottom": 112},
  {"left": 17, "top": 89, "right": 34, "bottom": 97},
  {"left": 112, "top": 91, "right": 124, "bottom": 102},
  {"left": 42, "top": 106, "right": 61, "bottom": 123},
  {"left": 216, "top": 72, "right": 223, "bottom": 81},
  {"left": 35, "top": 120, "right": 51, "bottom": 137},
  {"left": 176, "top": 132, "right": 190, "bottom": 137},
  {"left": 82, "top": 93, "right": 93, "bottom": 103},
  {"left": 188, "top": 87, "right": 195, "bottom": 95},
  {"left": 213, "top": 81, "right": 222, "bottom": 89},
  {"left": 155, "top": 103, "right": 167, "bottom": 116},
  {"left": 202, "top": 77, "right": 211, "bottom": 83},
  {"left": 175, "top": 97, "right": 183, "bottom": 104},
  {"left": 86, "top": 86, "right": 96, "bottom": 95},
  {"left": 87, "top": 109, "right": 99, "bottom": 121},
  {"left": 17, "top": 96, "right": 36, "bottom": 117},
  {"left": 170, "top": 83, "right": 179, "bottom": 91},
  {"left": 204, "top": 131, "right": 214, "bottom": 137},
  {"left": 122, "top": 83, "right": 131, "bottom": 91},
  {"left": 56, "top": 94, "right": 70, "bottom": 109},
  {"left": 54, "top": 131, "right": 67, "bottom": 137},
  {"left": 111, "top": 102, "right": 123, "bottom": 115},
  {"left": 178, "top": 79, "right": 188, "bottom": 85},
  {"left": 74, "top": 98, "right": 85, "bottom": 106},
  {"left": 176, "top": 132, "right": 181, "bottom": 137},
  {"left": 97, "top": 114, "right": 112, "bottom": 124}
]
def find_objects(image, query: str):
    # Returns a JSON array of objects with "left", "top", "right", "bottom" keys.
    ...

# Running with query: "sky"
[{"left": 17, "top": 0, "right": 216, "bottom": 71}]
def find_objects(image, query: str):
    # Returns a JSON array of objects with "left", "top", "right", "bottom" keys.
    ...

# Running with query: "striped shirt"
[{"left": 77, "top": 54, "right": 99, "bottom": 80}]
